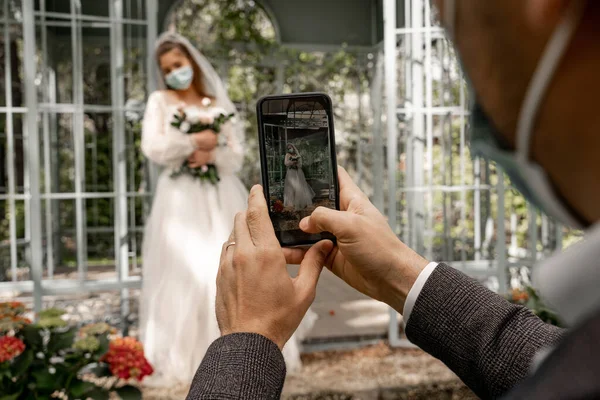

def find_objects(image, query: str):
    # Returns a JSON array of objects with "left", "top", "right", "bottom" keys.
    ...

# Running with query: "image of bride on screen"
[{"left": 284, "top": 143, "right": 315, "bottom": 209}]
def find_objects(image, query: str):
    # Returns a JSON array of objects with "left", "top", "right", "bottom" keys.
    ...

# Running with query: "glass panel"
[
  {"left": 11, "top": 113, "right": 25, "bottom": 194},
  {"left": 124, "top": 111, "right": 145, "bottom": 193},
  {"left": 35, "top": 0, "right": 70, "bottom": 15},
  {"left": 83, "top": 113, "right": 113, "bottom": 193},
  {"left": 85, "top": 196, "right": 115, "bottom": 271},
  {"left": 6, "top": 0, "right": 23, "bottom": 22},
  {"left": 50, "top": 113, "right": 75, "bottom": 193},
  {"left": 124, "top": 0, "right": 146, "bottom": 21},
  {"left": 123, "top": 24, "right": 147, "bottom": 101},
  {"left": 0, "top": 114, "right": 26, "bottom": 196},
  {"left": 82, "top": 27, "right": 111, "bottom": 105},
  {"left": 0, "top": 113, "right": 6, "bottom": 195},
  {"left": 0, "top": 199, "right": 29, "bottom": 282},
  {"left": 0, "top": 25, "right": 25, "bottom": 108},
  {"left": 80, "top": 2, "right": 109, "bottom": 18},
  {"left": 49, "top": 198, "right": 76, "bottom": 270},
  {"left": 127, "top": 196, "right": 145, "bottom": 275},
  {"left": 54, "top": 34, "right": 74, "bottom": 104}
]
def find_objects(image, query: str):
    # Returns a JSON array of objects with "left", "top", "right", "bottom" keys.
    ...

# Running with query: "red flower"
[
  {"left": 511, "top": 289, "right": 529, "bottom": 303},
  {"left": 101, "top": 337, "right": 153, "bottom": 381},
  {"left": 0, "top": 336, "right": 25, "bottom": 363},
  {"left": 0, "top": 302, "right": 26, "bottom": 316},
  {"left": 272, "top": 200, "right": 284, "bottom": 213}
]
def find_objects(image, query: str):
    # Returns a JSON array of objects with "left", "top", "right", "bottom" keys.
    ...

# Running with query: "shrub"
[
  {"left": 0, "top": 302, "right": 152, "bottom": 399},
  {"left": 507, "top": 287, "right": 562, "bottom": 327}
]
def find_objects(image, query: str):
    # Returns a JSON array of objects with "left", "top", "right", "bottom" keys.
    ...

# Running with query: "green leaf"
[
  {"left": 86, "top": 388, "right": 110, "bottom": 400},
  {"left": 31, "top": 368, "right": 56, "bottom": 390},
  {"left": 97, "top": 335, "right": 110, "bottom": 356},
  {"left": 0, "top": 393, "right": 21, "bottom": 400},
  {"left": 19, "top": 325, "right": 43, "bottom": 349},
  {"left": 69, "top": 379, "right": 97, "bottom": 397},
  {"left": 115, "top": 385, "right": 142, "bottom": 400},
  {"left": 38, "top": 308, "right": 66, "bottom": 319},
  {"left": 47, "top": 327, "right": 77, "bottom": 354},
  {"left": 12, "top": 349, "right": 34, "bottom": 378}
]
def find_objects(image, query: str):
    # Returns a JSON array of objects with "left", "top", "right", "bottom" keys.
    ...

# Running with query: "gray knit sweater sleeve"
[
  {"left": 405, "top": 263, "right": 566, "bottom": 399},
  {"left": 186, "top": 333, "right": 286, "bottom": 399}
]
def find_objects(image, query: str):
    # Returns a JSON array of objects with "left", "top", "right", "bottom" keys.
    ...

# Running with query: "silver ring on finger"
[{"left": 225, "top": 241, "right": 236, "bottom": 251}]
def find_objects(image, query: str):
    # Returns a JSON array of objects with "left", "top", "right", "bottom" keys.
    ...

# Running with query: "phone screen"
[{"left": 257, "top": 93, "right": 339, "bottom": 246}]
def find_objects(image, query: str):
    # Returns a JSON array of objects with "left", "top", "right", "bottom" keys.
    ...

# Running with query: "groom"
[{"left": 186, "top": 0, "right": 600, "bottom": 399}]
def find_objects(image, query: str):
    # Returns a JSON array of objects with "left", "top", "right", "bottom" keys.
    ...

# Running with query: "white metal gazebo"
[{"left": 0, "top": 0, "right": 565, "bottom": 347}]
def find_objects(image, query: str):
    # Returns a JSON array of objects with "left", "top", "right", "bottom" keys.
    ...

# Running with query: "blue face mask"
[
  {"left": 442, "top": 0, "right": 587, "bottom": 229},
  {"left": 165, "top": 65, "right": 194, "bottom": 90}
]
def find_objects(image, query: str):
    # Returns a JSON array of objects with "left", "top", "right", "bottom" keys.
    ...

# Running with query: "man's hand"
[
  {"left": 287, "top": 166, "right": 428, "bottom": 313},
  {"left": 216, "top": 185, "right": 333, "bottom": 350}
]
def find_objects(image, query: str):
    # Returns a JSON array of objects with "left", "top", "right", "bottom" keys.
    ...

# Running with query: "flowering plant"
[
  {"left": 288, "top": 155, "right": 300, "bottom": 170},
  {"left": 507, "top": 286, "right": 562, "bottom": 327},
  {"left": 170, "top": 101, "right": 235, "bottom": 185},
  {"left": 0, "top": 302, "right": 152, "bottom": 399},
  {"left": 270, "top": 199, "right": 284, "bottom": 213}
]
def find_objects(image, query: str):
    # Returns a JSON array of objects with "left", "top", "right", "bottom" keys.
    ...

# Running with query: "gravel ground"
[
  {"left": 141, "top": 342, "right": 478, "bottom": 400},
  {"left": 3, "top": 286, "right": 477, "bottom": 399}
]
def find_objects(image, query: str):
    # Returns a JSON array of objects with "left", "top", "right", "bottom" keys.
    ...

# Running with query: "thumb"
[
  {"left": 294, "top": 240, "right": 333, "bottom": 302},
  {"left": 300, "top": 206, "right": 352, "bottom": 235}
]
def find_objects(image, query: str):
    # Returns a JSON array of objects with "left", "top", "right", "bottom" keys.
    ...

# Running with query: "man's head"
[{"left": 434, "top": 0, "right": 600, "bottom": 224}]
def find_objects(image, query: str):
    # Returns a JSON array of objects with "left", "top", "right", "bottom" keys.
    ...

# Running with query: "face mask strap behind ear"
[{"left": 515, "top": 1, "right": 587, "bottom": 164}]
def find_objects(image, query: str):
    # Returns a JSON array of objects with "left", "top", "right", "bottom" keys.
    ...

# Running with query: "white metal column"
[{"left": 23, "top": 0, "right": 43, "bottom": 312}]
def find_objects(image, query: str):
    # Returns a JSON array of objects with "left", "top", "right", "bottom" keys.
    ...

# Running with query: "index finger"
[
  {"left": 337, "top": 165, "right": 368, "bottom": 210},
  {"left": 246, "top": 185, "right": 279, "bottom": 247}
]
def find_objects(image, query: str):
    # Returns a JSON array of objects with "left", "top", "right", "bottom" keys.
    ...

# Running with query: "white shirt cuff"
[{"left": 402, "top": 262, "right": 438, "bottom": 328}]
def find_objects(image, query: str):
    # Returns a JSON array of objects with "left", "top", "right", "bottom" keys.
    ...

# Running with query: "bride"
[
  {"left": 284, "top": 143, "right": 315, "bottom": 209},
  {"left": 139, "top": 32, "right": 315, "bottom": 386}
]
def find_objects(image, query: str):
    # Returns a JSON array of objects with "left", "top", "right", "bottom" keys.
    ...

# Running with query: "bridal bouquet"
[
  {"left": 288, "top": 155, "right": 300, "bottom": 170},
  {"left": 170, "top": 103, "right": 235, "bottom": 185},
  {"left": 0, "top": 302, "right": 152, "bottom": 399}
]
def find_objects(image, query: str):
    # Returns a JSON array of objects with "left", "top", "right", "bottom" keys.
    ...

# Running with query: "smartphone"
[{"left": 257, "top": 93, "right": 340, "bottom": 247}]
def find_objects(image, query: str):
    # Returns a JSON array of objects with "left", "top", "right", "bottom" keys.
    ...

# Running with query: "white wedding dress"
[
  {"left": 284, "top": 153, "right": 315, "bottom": 209},
  {"left": 139, "top": 91, "right": 315, "bottom": 386}
]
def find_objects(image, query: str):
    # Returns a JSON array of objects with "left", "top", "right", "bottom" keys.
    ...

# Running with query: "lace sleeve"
[
  {"left": 141, "top": 91, "right": 196, "bottom": 167},
  {"left": 212, "top": 116, "right": 244, "bottom": 176}
]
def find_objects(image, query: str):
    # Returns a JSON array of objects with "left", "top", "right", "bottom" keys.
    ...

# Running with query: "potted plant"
[{"left": 0, "top": 302, "right": 153, "bottom": 399}]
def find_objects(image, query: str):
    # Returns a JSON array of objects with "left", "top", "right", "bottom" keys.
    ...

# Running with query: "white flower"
[
  {"left": 49, "top": 367, "right": 56, "bottom": 375},
  {"left": 49, "top": 356, "right": 64, "bottom": 364},
  {"left": 211, "top": 107, "right": 227, "bottom": 117},
  {"left": 202, "top": 97, "right": 212, "bottom": 107},
  {"left": 183, "top": 106, "right": 202, "bottom": 124},
  {"left": 201, "top": 165, "right": 209, "bottom": 173},
  {"left": 179, "top": 121, "right": 191, "bottom": 133},
  {"left": 184, "top": 107, "right": 214, "bottom": 125},
  {"left": 198, "top": 112, "right": 214, "bottom": 125},
  {"left": 36, "top": 352, "right": 45, "bottom": 359}
]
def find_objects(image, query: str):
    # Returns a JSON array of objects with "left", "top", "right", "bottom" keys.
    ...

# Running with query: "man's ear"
[{"left": 526, "top": 0, "right": 572, "bottom": 32}]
